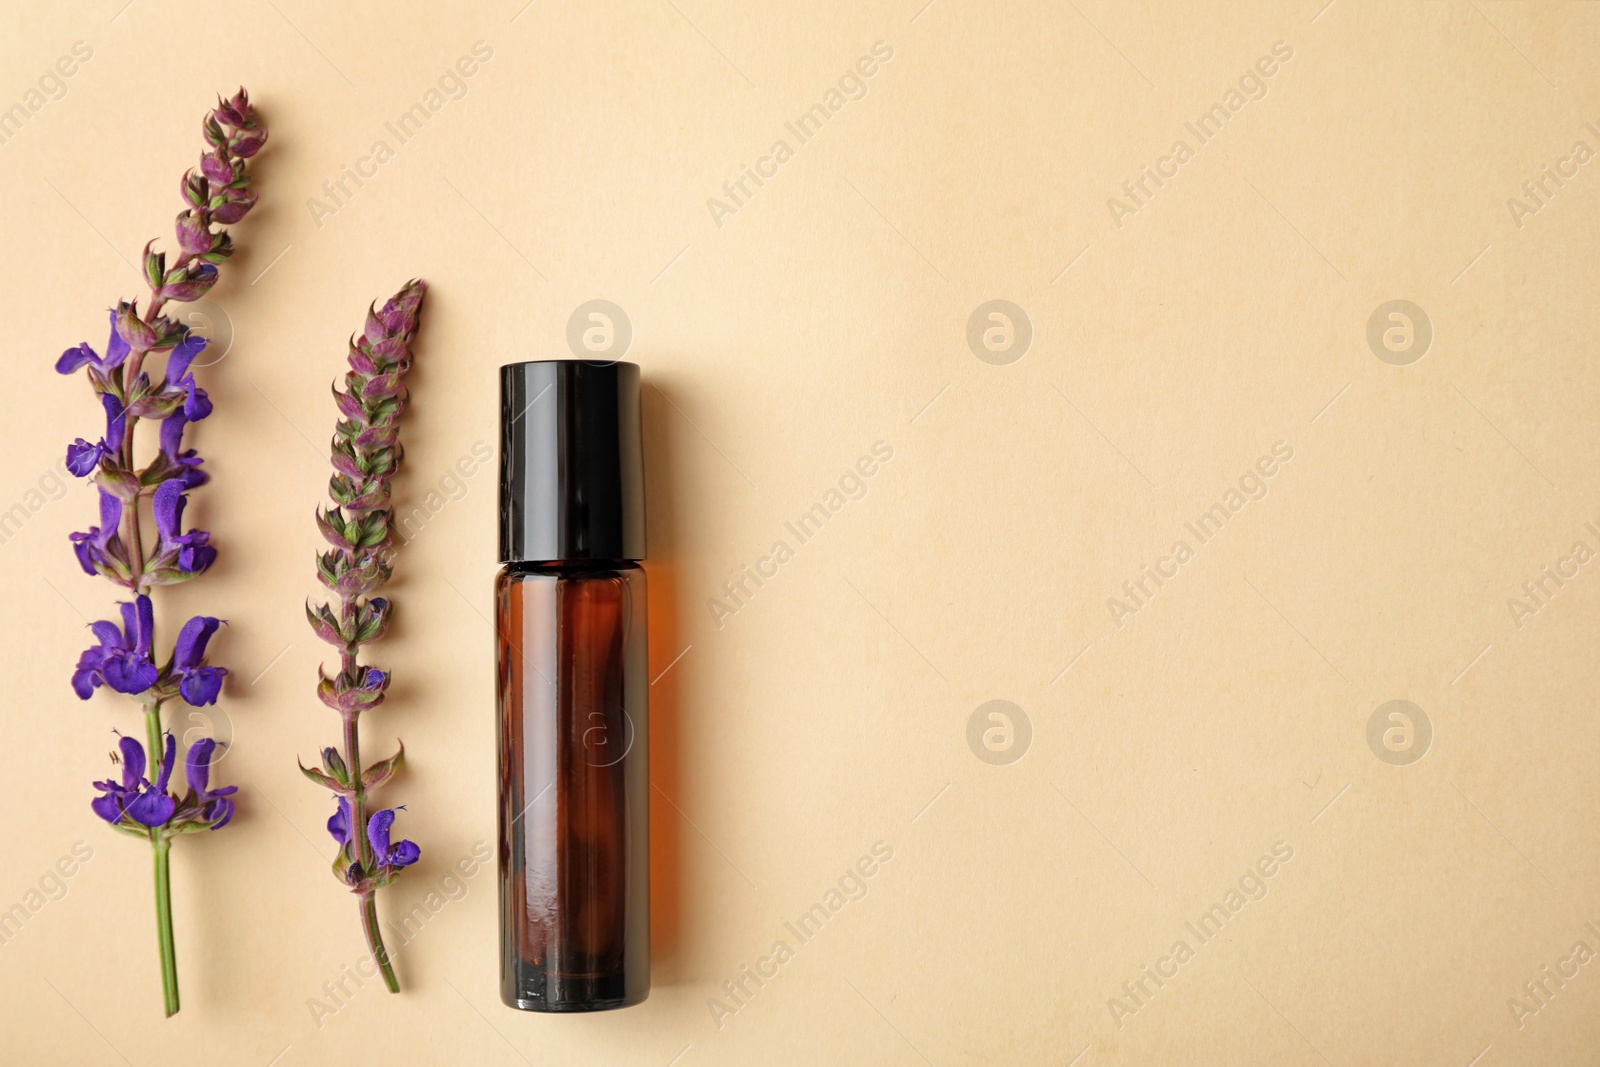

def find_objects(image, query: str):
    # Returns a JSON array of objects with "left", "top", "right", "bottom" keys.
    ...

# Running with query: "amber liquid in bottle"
[{"left": 497, "top": 560, "right": 649, "bottom": 1011}]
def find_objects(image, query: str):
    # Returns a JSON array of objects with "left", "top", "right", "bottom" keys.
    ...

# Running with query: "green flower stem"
[
  {"left": 142, "top": 701, "right": 163, "bottom": 780},
  {"left": 341, "top": 695, "right": 369, "bottom": 871},
  {"left": 151, "top": 835, "right": 179, "bottom": 1017},
  {"left": 143, "top": 701, "right": 179, "bottom": 1017},
  {"left": 342, "top": 691, "right": 398, "bottom": 993},
  {"left": 359, "top": 891, "right": 400, "bottom": 994}
]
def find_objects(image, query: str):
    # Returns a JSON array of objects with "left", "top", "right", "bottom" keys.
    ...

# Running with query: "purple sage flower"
[
  {"left": 170, "top": 614, "right": 227, "bottom": 705},
  {"left": 367, "top": 808, "right": 420, "bottom": 869},
  {"left": 152, "top": 479, "right": 215, "bottom": 576},
  {"left": 55, "top": 309, "right": 132, "bottom": 376},
  {"left": 94, "top": 733, "right": 180, "bottom": 828},
  {"left": 158, "top": 414, "right": 208, "bottom": 489},
  {"left": 90, "top": 735, "right": 147, "bottom": 824},
  {"left": 69, "top": 489, "right": 125, "bottom": 578},
  {"left": 73, "top": 596, "right": 158, "bottom": 698},
  {"left": 124, "top": 733, "right": 179, "bottom": 828},
  {"left": 161, "top": 334, "right": 212, "bottom": 421},
  {"left": 66, "top": 394, "right": 128, "bottom": 477},
  {"left": 327, "top": 795, "right": 352, "bottom": 847},
  {"left": 184, "top": 738, "right": 237, "bottom": 829}
]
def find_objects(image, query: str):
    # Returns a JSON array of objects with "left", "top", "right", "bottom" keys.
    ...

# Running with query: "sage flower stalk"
[
  {"left": 300, "top": 280, "right": 426, "bottom": 993},
  {"left": 58, "top": 89, "right": 265, "bottom": 1017}
]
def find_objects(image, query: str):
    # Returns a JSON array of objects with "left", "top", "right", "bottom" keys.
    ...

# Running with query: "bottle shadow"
[{"left": 641, "top": 375, "right": 688, "bottom": 984}]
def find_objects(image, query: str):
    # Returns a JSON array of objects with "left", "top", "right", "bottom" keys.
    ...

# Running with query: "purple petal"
[
  {"left": 389, "top": 840, "right": 420, "bottom": 867},
  {"left": 152, "top": 479, "right": 185, "bottom": 543},
  {"left": 117, "top": 735, "right": 146, "bottom": 791},
  {"left": 179, "top": 540, "right": 216, "bottom": 574},
  {"left": 182, "top": 381, "right": 212, "bottom": 421},
  {"left": 178, "top": 460, "right": 208, "bottom": 490},
  {"left": 103, "top": 310, "right": 130, "bottom": 367},
  {"left": 70, "top": 492, "right": 120, "bottom": 574},
  {"left": 55, "top": 343, "right": 98, "bottom": 375},
  {"left": 103, "top": 653, "right": 158, "bottom": 695},
  {"left": 97, "top": 487, "right": 122, "bottom": 536},
  {"left": 178, "top": 665, "right": 226, "bottom": 706},
  {"left": 132, "top": 595, "right": 154, "bottom": 656},
  {"left": 173, "top": 615, "right": 221, "bottom": 669},
  {"left": 185, "top": 738, "right": 216, "bottom": 796},
  {"left": 73, "top": 630, "right": 113, "bottom": 697},
  {"left": 90, "top": 619, "right": 124, "bottom": 652},
  {"left": 101, "top": 393, "right": 127, "bottom": 451},
  {"left": 116, "top": 601, "right": 138, "bottom": 643},
  {"left": 70, "top": 664, "right": 100, "bottom": 700},
  {"left": 65, "top": 440, "right": 102, "bottom": 477},
  {"left": 165, "top": 333, "right": 207, "bottom": 381},
  {"left": 159, "top": 416, "right": 208, "bottom": 488},
  {"left": 204, "top": 794, "right": 235, "bottom": 829},
  {"left": 159, "top": 413, "right": 187, "bottom": 457},
  {"left": 72, "top": 638, "right": 112, "bottom": 699},
  {"left": 362, "top": 668, "right": 386, "bottom": 689},
  {"left": 367, "top": 808, "right": 396, "bottom": 861},
  {"left": 152, "top": 732, "right": 176, "bottom": 793},
  {"left": 327, "top": 796, "right": 351, "bottom": 846},
  {"left": 125, "top": 790, "right": 176, "bottom": 827},
  {"left": 90, "top": 793, "right": 124, "bottom": 823}
]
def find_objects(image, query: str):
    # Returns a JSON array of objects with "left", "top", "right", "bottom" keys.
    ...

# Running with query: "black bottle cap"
[{"left": 499, "top": 360, "right": 645, "bottom": 563}]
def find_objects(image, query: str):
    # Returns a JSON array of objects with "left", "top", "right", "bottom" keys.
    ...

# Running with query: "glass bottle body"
[{"left": 496, "top": 560, "right": 649, "bottom": 1011}]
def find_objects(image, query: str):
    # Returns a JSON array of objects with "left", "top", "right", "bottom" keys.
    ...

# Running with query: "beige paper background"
[{"left": 2, "top": 0, "right": 1598, "bottom": 1063}]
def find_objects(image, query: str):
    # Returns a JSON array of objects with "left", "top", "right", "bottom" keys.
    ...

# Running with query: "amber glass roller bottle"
[{"left": 496, "top": 360, "right": 649, "bottom": 1011}]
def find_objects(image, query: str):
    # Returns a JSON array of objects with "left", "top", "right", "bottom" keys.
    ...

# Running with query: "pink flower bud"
[
  {"left": 143, "top": 242, "right": 166, "bottom": 291},
  {"left": 230, "top": 132, "right": 266, "bottom": 159},
  {"left": 211, "top": 192, "right": 256, "bottom": 225},
  {"left": 181, "top": 170, "right": 208, "bottom": 209},
  {"left": 176, "top": 211, "right": 212, "bottom": 256},
  {"left": 362, "top": 306, "right": 388, "bottom": 344},
  {"left": 96, "top": 466, "right": 142, "bottom": 502},
  {"left": 214, "top": 93, "right": 244, "bottom": 127},
  {"left": 367, "top": 336, "right": 409, "bottom": 364},
  {"left": 161, "top": 265, "right": 219, "bottom": 303},
  {"left": 200, "top": 151, "right": 232, "bottom": 187},
  {"left": 114, "top": 303, "right": 157, "bottom": 354},
  {"left": 215, "top": 87, "right": 257, "bottom": 128},
  {"left": 202, "top": 113, "right": 227, "bottom": 149}
]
